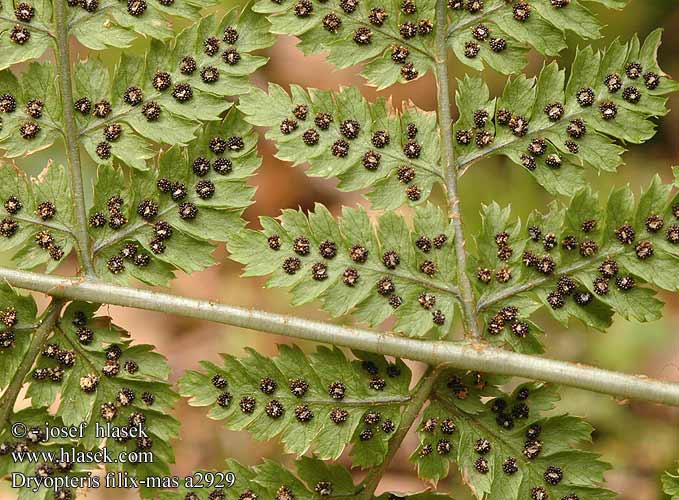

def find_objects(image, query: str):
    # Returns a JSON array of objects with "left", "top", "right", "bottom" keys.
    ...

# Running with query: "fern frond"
[
  {"left": 89, "top": 112, "right": 258, "bottom": 285},
  {"left": 0, "top": 63, "right": 61, "bottom": 158},
  {"left": 413, "top": 372, "right": 614, "bottom": 500},
  {"left": 0, "top": 0, "right": 53, "bottom": 70},
  {"left": 24, "top": 303, "right": 180, "bottom": 497},
  {"left": 157, "top": 457, "right": 450, "bottom": 500},
  {"left": 74, "top": 10, "right": 271, "bottom": 171},
  {"left": 240, "top": 85, "right": 442, "bottom": 209},
  {"left": 474, "top": 175, "right": 679, "bottom": 351},
  {"left": 228, "top": 203, "right": 458, "bottom": 339},
  {"left": 446, "top": 0, "right": 629, "bottom": 75},
  {"left": 0, "top": 284, "right": 38, "bottom": 390},
  {"left": 252, "top": 0, "right": 633, "bottom": 86},
  {"left": 0, "top": 163, "right": 76, "bottom": 272},
  {"left": 454, "top": 31, "right": 678, "bottom": 195},
  {"left": 179, "top": 345, "right": 412, "bottom": 467},
  {"left": 0, "top": 408, "right": 97, "bottom": 500},
  {"left": 253, "top": 0, "right": 437, "bottom": 89},
  {"left": 67, "top": 0, "right": 241, "bottom": 50}
]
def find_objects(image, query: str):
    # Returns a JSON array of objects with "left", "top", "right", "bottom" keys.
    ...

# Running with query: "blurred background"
[{"left": 2, "top": 0, "right": 679, "bottom": 498}]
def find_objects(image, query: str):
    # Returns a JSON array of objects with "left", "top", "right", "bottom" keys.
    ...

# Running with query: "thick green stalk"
[
  {"left": 53, "top": 0, "right": 96, "bottom": 277},
  {"left": 359, "top": 367, "right": 440, "bottom": 498},
  {"left": 1, "top": 267, "right": 678, "bottom": 406},
  {"left": 434, "top": 0, "right": 480, "bottom": 340},
  {"left": 0, "top": 300, "right": 64, "bottom": 431}
]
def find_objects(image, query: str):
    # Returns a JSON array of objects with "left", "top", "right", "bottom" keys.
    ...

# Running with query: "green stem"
[
  {"left": 1, "top": 266, "right": 678, "bottom": 406},
  {"left": 0, "top": 299, "right": 64, "bottom": 431},
  {"left": 434, "top": 0, "right": 479, "bottom": 340},
  {"left": 359, "top": 367, "right": 440, "bottom": 498},
  {"left": 53, "top": 0, "right": 96, "bottom": 278}
]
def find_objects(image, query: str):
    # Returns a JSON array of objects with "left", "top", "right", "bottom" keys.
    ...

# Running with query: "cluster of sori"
[
  {"left": 1, "top": 427, "right": 76, "bottom": 500},
  {"left": 486, "top": 393, "right": 577, "bottom": 499},
  {"left": 208, "top": 358, "right": 400, "bottom": 437},
  {"left": 486, "top": 305, "right": 530, "bottom": 339},
  {"left": 203, "top": 25, "right": 242, "bottom": 65},
  {"left": 268, "top": 227, "right": 449, "bottom": 326},
  {"left": 394, "top": 123, "right": 425, "bottom": 201},
  {"left": 66, "top": 0, "right": 174, "bottom": 17},
  {"left": 0, "top": 306, "right": 18, "bottom": 352},
  {"left": 48, "top": 313, "right": 154, "bottom": 452},
  {"left": 95, "top": 133, "right": 242, "bottom": 275},
  {"left": 33, "top": 340, "right": 76, "bottom": 384},
  {"left": 599, "top": 61, "right": 659, "bottom": 108},
  {"left": 520, "top": 220, "right": 599, "bottom": 309},
  {"left": 417, "top": 412, "right": 457, "bottom": 458},
  {"left": 477, "top": 230, "right": 514, "bottom": 285},
  {"left": 74, "top": 95, "right": 120, "bottom": 160},
  {"left": 0, "top": 91, "right": 45, "bottom": 141},
  {"left": 489, "top": 385, "right": 531, "bottom": 431},
  {"left": 460, "top": 59, "right": 661, "bottom": 172},
  {"left": 456, "top": 107, "right": 527, "bottom": 151},
  {"left": 462, "top": 23, "right": 508, "bottom": 60},
  {"left": 87, "top": 312, "right": 139, "bottom": 385},
  {"left": 8, "top": 2, "right": 36, "bottom": 46},
  {"left": 182, "top": 48, "right": 224, "bottom": 86},
  {"left": 385, "top": 0, "right": 432, "bottom": 81},
  {"left": 356, "top": 359, "right": 399, "bottom": 440},
  {"left": 99, "top": 387, "right": 155, "bottom": 450},
  {"left": 527, "top": 61, "right": 660, "bottom": 171},
  {"left": 1, "top": 195, "right": 65, "bottom": 261}
]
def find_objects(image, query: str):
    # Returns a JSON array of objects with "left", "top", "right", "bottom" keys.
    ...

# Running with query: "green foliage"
[
  {"left": 179, "top": 345, "right": 411, "bottom": 467},
  {"left": 252, "top": 0, "right": 629, "bottom": 86},
  {"left": 413, "top": 373, "right": 613, "bottom": 500},
  {"left": 24, "top": 303, "right": 180, "bottom": 497},
  {"left": 228, "top": 203, "right": 457, "bottom": 339},
  {"left": 475, "top": 175, "right": 679, "bottom": 352},
  {"left": 253, "top": 0, "right": 436, "bottom": 89},
  {"left": 0, "top": 408, "right": 96, "bottom": 500},
  {"left": 75, "top": 9, "right": 272, "bottom": 171},
  {"left": 454, "top": 30, "right": 677, "bottom": 195},
  {"left": 0, "top": 0, "right": 677, "bottom": 498},
  {"left": 447, "top": 0, "right": 628, "bottom": 74},
  {"left": 0, "top": 62, "right": 61, "bottom": 158},
  {"left": 239, "top": 84, "right": 442, "bottom": 209},
  {"left": 0, "top": 0, "right": 53, "bottom": 70},
  {"left": 0, "top": 163, "right": 76, "bottom": 271},
  {"left": 0, "top": 284, "right": 38, "bottom": 390},
  {"left": 68, "top": 0, "right": 222, "bottom": 50},
  {"left": 89, "top": 110, "right": 258, "bottom": 286},
  {"left": 157, "top": 457, "right": 449, "bottom": 500},
  {"left": 664, "top": 467, "right": 679, "bottom": 500}
]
